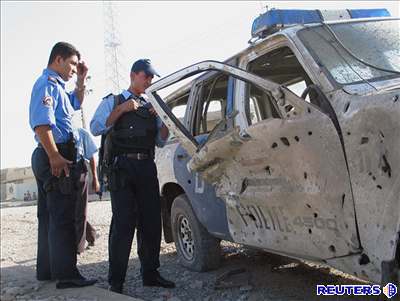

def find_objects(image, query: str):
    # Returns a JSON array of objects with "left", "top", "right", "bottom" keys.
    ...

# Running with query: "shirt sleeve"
[
  {"left": 29, "top": 81, "right": 58, "bottom": 131},
  {"left": 67, "top": 91, "right": 81, "bottom": 110},
  {"left": 155, "top": 116, "right": 168, "bottom": 148},
  {"left": 81, "top": 129, "right": 98, "bottom": 160},
  {"left": 90, "top": 96, "right": 114, "bottom": 136}
]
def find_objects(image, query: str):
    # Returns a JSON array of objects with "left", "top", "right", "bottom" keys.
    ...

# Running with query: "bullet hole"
[
  {"left": 344, "top": 102, "right": 350, "bottom": 113},
  {"left": 304, "top": 172, "right": 308, "bottom": 179},
  {"left": 345, "top": 223, "right": 349, "bottom": 229},
  {"left": 377, "top": 185, "right": 382, "bottom": 190},
  {"left": 361, "top": 137, "right": 369, "bottom": 144},
  {"left": 294, "top": 136, "right": 300, "bottom": 142},
  {"left": 393, "top": 95, "right": 399, "bottom": 103},
  {"left": 372, "top": 176, "right": 376, "bottom": 181},
  {"left": 187, "top": 180, "right": 191, "bottom": 184},
  {"left": 347, "top": 132, "right": 351, "bottom": 136},
  {"left": 341, "top": 194, "right": 345, "bottom": 208},
  {"left": 306, "top": 203, "right": 311, "bottom": 208},
  {"left": 293, "top": 111, "right": 297, "bottom": 116},
  {"left": 308, "top": 131, "right": 312, "bottom": 136},
  {"left": 329, "top": 245, "right": 336, "bottom": 253},
  {"left": 314, "top": 213, "right": 318, "bottom": 218},
  {"left": 240, "top": 178, "right": 248, "bottom": 194},
  {"left": 359, "top": 254, "right": 370, "bottom": 265},
  {"left": 308, "top": 229, "right": 312, "bottom": 234},
  {"left": 379, "top": 131, "right": 385, "bottom": 138},
  {"left": 368, "top": 172, "right": 372, "bottom": 176},
  {"left": 265, "top": 166, "right": 271, "bottom": 175},
  {"left": 248, "top": 214, "right": 256, "bottom": 222},
  {"left": 307, "top": 107, "right": 311, "bottom": 113},
  {"left": 382, "top": 155, "right": 392, "bottom": 178},
  {"left": 280, "top": 137, "right": 290, "bottom": 146},
  {"left": 271, "top": 142, "right": 278, "bottom": 148},
  {"left": 285, "top": 104, "right": 293, "bottom": 112}
]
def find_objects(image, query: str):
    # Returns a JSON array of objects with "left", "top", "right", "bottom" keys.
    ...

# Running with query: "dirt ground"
[{"left": 1, "top": 201, "right": 385, "bottom": 301}]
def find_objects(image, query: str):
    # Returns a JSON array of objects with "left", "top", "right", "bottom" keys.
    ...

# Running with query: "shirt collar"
[
  {"left": 43, "top": 68, "right": 66, "bottom": 87},
  {"left": 121, "top": 89, "right": 147, "bottom": 101}
]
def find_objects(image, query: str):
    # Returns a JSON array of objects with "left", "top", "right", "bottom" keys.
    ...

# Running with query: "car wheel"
[{"left": 171, "top": 193, "right": 221, "bottom": 271}]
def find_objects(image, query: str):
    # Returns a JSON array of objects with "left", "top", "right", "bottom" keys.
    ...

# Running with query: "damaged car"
[{"left": 145, "top": 8, "right": 400, "bottom": 284}]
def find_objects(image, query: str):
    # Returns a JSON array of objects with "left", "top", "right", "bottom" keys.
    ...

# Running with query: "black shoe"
[
  {"left": 143, "top": 273, "right": 175, "bottom": 288},
  {"left": 109, "top": 284, "right": 123, "bottom": 294},
  {"left": 56, "top": 277, "right": 97, "bottom": 289}
]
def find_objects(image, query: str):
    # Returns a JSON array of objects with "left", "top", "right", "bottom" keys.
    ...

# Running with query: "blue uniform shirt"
[
  {"left": 75, "top": 128, "right": 98, "bottom": 161},
  {"left": 90, "top": 89, "right": 167, "bottom": 147},
  {"left": 29, "top": 68, "right": 81, "bottom": 143}
]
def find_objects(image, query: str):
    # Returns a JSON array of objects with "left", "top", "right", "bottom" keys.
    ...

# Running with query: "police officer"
[
  {"left": 29, "top": 42, "right": 97, "bottom": 289},
  {"left": 90, "top": 59, "right": 174, "bottom": 293}
]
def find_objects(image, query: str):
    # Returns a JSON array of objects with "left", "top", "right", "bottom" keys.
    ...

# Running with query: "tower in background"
[{"left": 103, "top": 1, "right": 128, "bottom": 94}]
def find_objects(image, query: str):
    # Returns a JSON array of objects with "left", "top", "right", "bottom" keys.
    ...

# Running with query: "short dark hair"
[{"left": 48, "top": 42, "right": 81, "bottom": 65}]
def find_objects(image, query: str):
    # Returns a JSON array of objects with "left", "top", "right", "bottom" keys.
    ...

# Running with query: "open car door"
[{"left": 146, "top": 61, "right": 361, "bottom": 260}]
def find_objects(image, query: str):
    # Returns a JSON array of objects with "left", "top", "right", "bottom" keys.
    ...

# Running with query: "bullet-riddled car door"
[{"left": 146, "top": 61, "right": 360, "bottom": 260}]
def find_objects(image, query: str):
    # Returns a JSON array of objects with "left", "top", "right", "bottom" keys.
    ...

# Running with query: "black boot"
[
  {"left": 109, "top": 283, "right": 123, "bottom": 294},
  {"left": 56, "top": 277, "right": 97, "bottom": 289},
  {"left": 143, "top": 271, "right": 175, "bottom": 288}
]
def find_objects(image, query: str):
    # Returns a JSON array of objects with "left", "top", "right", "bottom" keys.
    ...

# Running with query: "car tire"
[{"left": 171, "top": 193, "right": 221, "bottom": 272}]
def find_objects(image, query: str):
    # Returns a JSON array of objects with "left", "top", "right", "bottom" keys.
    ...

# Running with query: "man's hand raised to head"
[{"left": 77, "top": 61, "right": 88, "bottom": 82}]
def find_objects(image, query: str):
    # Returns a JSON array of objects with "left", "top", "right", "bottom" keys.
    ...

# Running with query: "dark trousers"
[
  {"left": 108, "top": 156, "right": 161, "bottom": 287},
  {"left": 32, "top": 147, "right": 81, "bottom": 281}
]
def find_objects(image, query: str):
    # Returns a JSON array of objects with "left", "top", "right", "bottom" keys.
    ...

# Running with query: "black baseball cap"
[{"left": 131, "top": 59, "right": 160, "bottom": 77}]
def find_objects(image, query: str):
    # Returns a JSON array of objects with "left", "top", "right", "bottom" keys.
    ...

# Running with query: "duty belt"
[{"left": 120, "top": 152, "right": 151, "bottom": 160}]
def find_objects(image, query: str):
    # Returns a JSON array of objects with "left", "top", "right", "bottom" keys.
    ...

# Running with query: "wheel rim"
[{"left": 177, "top": 214, "right": 194, "bottom": 261}]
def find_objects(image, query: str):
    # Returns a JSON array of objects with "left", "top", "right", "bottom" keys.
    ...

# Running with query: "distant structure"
[
  {"left": 0, "top": 167, "right": 37, "bottom": 202},
  {"left": 103, "top": 1, "right": 128, "bottom": 94}
]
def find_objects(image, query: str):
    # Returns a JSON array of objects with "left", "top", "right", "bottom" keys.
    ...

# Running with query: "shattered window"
[
  {"left": 298, "top": 19, "right": 400, "bottom": 85},
  {"left": 195, "top": 74, "right": 228, "bottom": 135},
  {"left": 245, "top": 46, "right": 312, "bottom": 124}
]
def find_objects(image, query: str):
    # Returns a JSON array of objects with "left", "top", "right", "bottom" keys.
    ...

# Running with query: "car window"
[
  {"left": 245, "top": 46, "right": 314, "bottom": 124},
  {"left": 165, "top": 92, "right": 189, "bottom": 142},
  {"left": 194, "top": 74, "right": 228, "bottom": 136}
]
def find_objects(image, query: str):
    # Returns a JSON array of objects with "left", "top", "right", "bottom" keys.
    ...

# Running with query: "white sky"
[{"left": 1, "top": 1, "right": 399, "bottom": 168}]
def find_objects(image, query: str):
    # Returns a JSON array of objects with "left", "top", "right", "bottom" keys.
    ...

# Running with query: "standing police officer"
[
  {"left": 90, "top": 59, "right": 174, "bottom": 294},
  {"left": 29, "top": 42, "right": 96, "bottom": 289}
]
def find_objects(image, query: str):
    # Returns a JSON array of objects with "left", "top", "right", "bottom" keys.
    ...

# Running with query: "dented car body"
[{"left": 146, "top": 15, "right": 400, "bottom": 284}]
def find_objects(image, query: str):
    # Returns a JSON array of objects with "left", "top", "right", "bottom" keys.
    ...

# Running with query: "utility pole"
[{"left": 103, "top": 1, "right": 128, "bottom": 94}]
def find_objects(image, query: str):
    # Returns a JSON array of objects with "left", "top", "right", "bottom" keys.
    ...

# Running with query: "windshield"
[{"left": 298, "top": 19, "right": 400, "bottom": 85}]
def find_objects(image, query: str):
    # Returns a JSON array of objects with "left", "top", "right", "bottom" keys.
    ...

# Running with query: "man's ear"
[
  {"left": 54, "top": 55, "right": 63, "bottom": 65},
  {"left": 130, "top": 72, "right": 136, "bottom": 82}
]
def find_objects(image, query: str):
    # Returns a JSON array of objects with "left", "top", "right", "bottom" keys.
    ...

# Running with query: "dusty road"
[{"left": 1, "top": 201, "right": 383, "bottom": 301}]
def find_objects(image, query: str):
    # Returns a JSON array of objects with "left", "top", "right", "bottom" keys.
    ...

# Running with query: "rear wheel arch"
[{"left": 161, "top": 182, "right": 185, "bottom": 243}]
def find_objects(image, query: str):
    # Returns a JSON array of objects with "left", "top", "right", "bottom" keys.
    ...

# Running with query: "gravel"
[{"left": 1, "top": 202, "right": 380, "bottom": 301}]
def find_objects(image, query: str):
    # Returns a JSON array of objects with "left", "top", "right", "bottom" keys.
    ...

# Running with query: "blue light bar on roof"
[
  {"left": 251, "top": 8, "right": 391, "bottom": 38},
  {"left": 348, "top": 9, "right": 391, "bottom": 18}
]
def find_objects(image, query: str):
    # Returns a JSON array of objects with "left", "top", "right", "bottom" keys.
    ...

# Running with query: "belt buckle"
[{"left": 138, "top": 153, "right": 146, "bottom": 160}]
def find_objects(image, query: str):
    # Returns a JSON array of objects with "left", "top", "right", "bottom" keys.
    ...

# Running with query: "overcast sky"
[{"left": 1, "top": 1, "right": 399, "bottom": 169}]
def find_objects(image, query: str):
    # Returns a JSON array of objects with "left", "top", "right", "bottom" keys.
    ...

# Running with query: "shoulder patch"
[
  {"left": 47, "top": 76, "right": 58, "bottom": 85},
  {"left": 42, "top": 96, "right": 53, "bottom": 107}
]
